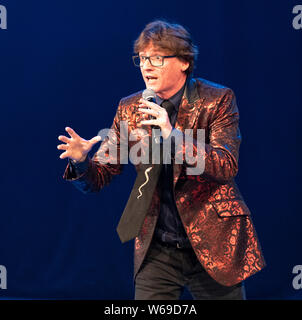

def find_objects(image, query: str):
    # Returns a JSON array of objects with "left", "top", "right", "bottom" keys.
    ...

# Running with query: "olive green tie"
[{"left": 116, "top": 99, "right": 175, "bottom": 243}]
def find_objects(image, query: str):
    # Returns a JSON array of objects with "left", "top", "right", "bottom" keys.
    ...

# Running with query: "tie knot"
[{"left": 161, "top": 100, "right": 174, "bottom": 118}]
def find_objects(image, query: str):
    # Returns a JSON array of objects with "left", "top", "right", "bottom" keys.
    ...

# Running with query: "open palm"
[{"left": 57, "top": 127, "right": 101, "bottom": 162}]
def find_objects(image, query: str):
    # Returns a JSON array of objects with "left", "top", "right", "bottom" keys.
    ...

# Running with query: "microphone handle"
[{"left": 146, "top": 97, "right": 161, "bottom": 144}]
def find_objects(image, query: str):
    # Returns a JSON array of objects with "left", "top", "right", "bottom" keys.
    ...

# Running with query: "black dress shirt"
[{"left": 153, "top": 84, "right": 190, "bottom": 247}]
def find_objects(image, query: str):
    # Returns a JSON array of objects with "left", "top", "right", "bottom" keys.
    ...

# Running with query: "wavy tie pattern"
[{"left": 137, "top": 166, "right": 153, "bottom": 199}]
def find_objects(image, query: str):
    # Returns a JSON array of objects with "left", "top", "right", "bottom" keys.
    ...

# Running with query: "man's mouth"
[{"left": 146, "top": 76, "right": 158, "bottom": 82}]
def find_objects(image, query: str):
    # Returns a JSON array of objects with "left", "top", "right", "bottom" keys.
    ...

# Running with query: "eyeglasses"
[{"left": 132, "top": 55, "right": 177, "bottom": 67}]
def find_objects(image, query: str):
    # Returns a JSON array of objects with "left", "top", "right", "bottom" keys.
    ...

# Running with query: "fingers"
[
  {"left": 138, "top": 100, "right": 165, "bottom": 127},
  {"left": 138, "top": 107, "right": 160, "bottom": 118},
  {"left": 139, "top": 99, "right": 162, "bottom": 111},
  {"left": 57, "top": 142, "right": 69, "bottom": 159},
  {"left": 57, "top": 144, "right": 68, "bottom": 151},
  {"left": 58, "top": 129, "right": 101, "bottom": 161},
  {"left": 58, "top": 135, "right": 70, "bottom": 144},
  {"left": 89, "top": 136, "right": 102, "bottom": 145},
  {"left": 140, "top": 119, "right": 158, "bottom": 126},
  {"left": 59, "top": 151, "right": 69, "bottom": 159},
  {"left": 65, "top": 127, "right": 79, "bottom": 139},
  {"left": 58, "top": 128, "right": 76, "bottom": 160}
]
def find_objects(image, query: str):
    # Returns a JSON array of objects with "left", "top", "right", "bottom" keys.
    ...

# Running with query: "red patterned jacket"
[{"left": 63, "top": 77, "right": 265, "bottom": 286}]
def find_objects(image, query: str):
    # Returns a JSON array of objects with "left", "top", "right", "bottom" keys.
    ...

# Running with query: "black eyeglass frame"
[{"left": 132, "top": 55, "right": 177, "bottom": 67}]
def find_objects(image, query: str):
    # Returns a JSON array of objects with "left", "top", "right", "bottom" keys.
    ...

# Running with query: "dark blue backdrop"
[{"left": 0, "top": 0, "right": 301, "bottom": 299}]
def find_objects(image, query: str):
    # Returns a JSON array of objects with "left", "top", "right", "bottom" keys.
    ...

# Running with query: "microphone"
[
  {"left": 142, "top": 88, "right": 161, "bottom": 144},
  {"left": 142, "top": 88, "right": 156, "bottom": 102}
]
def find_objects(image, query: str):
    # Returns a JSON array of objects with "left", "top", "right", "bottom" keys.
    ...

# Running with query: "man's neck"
[
  {"left": 157, "top": 76, "right": 187, "bottom": 100},
  {"left": 155, "top": 81, "right": 186, "bottom": 110}
]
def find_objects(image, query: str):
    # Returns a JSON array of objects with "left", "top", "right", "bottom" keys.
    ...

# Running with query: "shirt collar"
[{"left": 155, "top": 81, "right": 186, "bottom": 111}]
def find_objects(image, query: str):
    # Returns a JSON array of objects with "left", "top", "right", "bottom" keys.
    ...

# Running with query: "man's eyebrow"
[{"left": 139, "top": 53, "right": 161, "bottom": 56}]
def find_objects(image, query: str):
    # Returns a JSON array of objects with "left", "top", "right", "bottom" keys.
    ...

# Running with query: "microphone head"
[{"left": 142, "top": 88, "right": 156, "bottom": 102}]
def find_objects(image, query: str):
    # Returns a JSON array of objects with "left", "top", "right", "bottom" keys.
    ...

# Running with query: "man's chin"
[
  {"left": 147, "top": 85, "right": 161, "bottom": 94},
  {"left": 144, "top": 83, "right": 163, "bottom": 97}
]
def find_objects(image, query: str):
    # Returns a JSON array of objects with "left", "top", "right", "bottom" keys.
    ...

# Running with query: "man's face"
[{"left": 139, "top": 42, "right": 189, "bottom": 99}]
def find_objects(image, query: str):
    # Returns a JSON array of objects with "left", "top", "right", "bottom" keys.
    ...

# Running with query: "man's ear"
[{"left": 181, "top": 61, "right": 190, "bottom": 72}]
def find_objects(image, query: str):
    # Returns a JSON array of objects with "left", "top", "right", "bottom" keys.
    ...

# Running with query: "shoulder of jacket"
[
  {"left": 119, "top": 90, "right": 142, "bottom": 106},
  {"left": 194, "top": 77, "right": 234, "bottom": 99}
]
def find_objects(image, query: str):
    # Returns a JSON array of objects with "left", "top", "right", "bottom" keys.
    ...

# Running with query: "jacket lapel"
[
  {"left": 175, "top": 78, "right": 200, "bottom": 131},
  {"left": 173, "top": 78, "right": 204, "bottom": 187}
]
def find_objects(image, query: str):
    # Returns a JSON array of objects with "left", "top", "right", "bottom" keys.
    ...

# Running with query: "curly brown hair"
[{"left": 134, "top": 20, "right": 198, "bottom": 75}]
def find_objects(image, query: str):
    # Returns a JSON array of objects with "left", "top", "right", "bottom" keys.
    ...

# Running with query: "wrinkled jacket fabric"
[{"left": 63, "top": 78, "right": 265, "bottom": 286}]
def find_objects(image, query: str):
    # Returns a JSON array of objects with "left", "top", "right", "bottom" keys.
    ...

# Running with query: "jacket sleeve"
[
  {"left": 62, "top": 104, "right": 124, "bottom": 194},
  {"left": 173, "top": 88, "right": 241, "bottom": 184}
]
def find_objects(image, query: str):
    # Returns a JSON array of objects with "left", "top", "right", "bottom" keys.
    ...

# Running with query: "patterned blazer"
[{"left": 63, "top": 77, "right": 265, "bottom": 286}]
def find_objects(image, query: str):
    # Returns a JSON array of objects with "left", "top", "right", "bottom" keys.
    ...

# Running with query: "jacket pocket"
[{"left": 210, "top": 199, "right": 251, "bottom": 217}]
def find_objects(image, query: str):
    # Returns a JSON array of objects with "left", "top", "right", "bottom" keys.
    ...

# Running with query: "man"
[{"left": 57, "top": 20, "right": 265, "bottom": 300}]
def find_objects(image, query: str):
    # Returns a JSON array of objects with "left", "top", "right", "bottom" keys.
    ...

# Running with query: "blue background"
[{"left": 0, "top": 0, "right": 301, "bottom": 299}]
